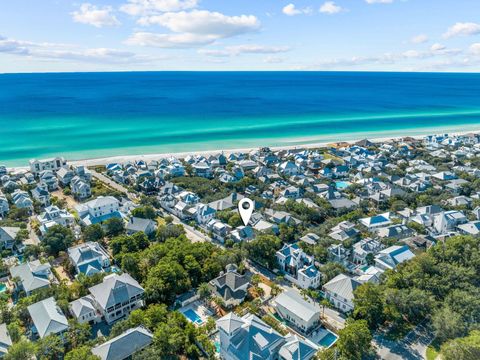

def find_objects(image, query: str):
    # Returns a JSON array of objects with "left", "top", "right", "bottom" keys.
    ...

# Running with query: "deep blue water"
[{"left": 1, "top": 71, "right": 480, "bottom": 166}]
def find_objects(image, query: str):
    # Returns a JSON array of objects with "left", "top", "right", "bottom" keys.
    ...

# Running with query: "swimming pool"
[
  {"left": 215, "top": 341, "right": 220, "bottom": 353},
  {"left": 183, "top": 309, "right": 203, "bottom": 325},
  {"left": 318, "top": 331, "right": 338, "bottom": 348},
  {"left": 0, "top": 284, "right": 6, "bottom": 293},
  {"left": 335, "top": 181, "right": 351, "bottom": 190}
]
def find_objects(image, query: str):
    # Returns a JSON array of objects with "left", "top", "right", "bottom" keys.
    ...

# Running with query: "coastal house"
[
  {"left": 323, "top": 274, "right": 361, "bottom": 313},
  {"left": 207, "top": 219, "right": 231, "bottom": 242},
  {"left": 31, "top": 182, "right": 50, "bottom": 207},
  {"left": 88, "top": 273, "right": 144, "bottom": 324},
  {"left": 125, "top": 217, "right": 156, "bottom": 236},
  {"left": 68, "top": 242, "right": 110, "bottom": 276},
  {"left": 69, "top": 295, "right": 100, "bottom": 325},
  {"left": 11, "top": 190, "right": 33, "bottom": 211},
  {"left": 91, "top": 326, "right": 154, "bottom": 360},
  {"left": 29, "top": 157, "right": 66, "bottom": 174},
  {"left": 458, "top": 221, "right": 480, "bottom": 236},
  {"left": 56, "top": 167, "right": 75, "bottom": 186},
  {"left": 0, "top": 192, "right": 8, "bottom": 217},
  {"left": 273, "top": 289, "right": 321, "bottom": 335},
  {"left": 0, "top": 226, "right": 20, "bottom": 250},
  {"left": 71, "top": 176, "right": 91, "bottom": 200},
  {"left": 37, "top": 205, "right": 75, "bottom": 235},
  {"left": 278, "top": 161, "right": 301, "bottom": 176},
  {"left": 431, "top": 210, "right": 467, "bottom": 235},
  {"left": 376, "top": 224, "right": 414, "bottom": 239},
  {"left": 329, "top": 221, "right": 359, "bottom": 242},
  {"left": 216, "top": 312, "right": 317, "bottom": 360},
  {"left": 10, "top": 260, "right": 53, "bottom": 295},
  {"left": 352, "top": 238, "right": 383, "bottom": 264},
  {"left": 39, "top": 170, "right": 59, "bottom": 191},
  {"left": 208, "top": 264, "right": 250, "bottom": 308},
  {"left": 75, "top": 196, "right": 123, "bottom": 226},
  {"left": 276, "top": 243, "right": 321, "bottom": 289},
  {"left": 0, "top": 323, "right": 12, "bottom": 357},
  {"left": 359, "top": 212, "right": 392, "bottom": 229},
  {"left": 374, "top": 245, "right": 415, "bottom": 271},
  {"left": 229, "top": 226, "right": 255, "bottom": 243},
  {"left": 28, "top": 297, "right": 69, "bottom": 339}
]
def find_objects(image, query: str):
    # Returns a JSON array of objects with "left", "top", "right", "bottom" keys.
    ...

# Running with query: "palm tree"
[
  {"left": 197, "top": 283, "right": 212, "bottom": 305},
  {"left": 320, "top": 299, "right": 331, "bottom": 318}
]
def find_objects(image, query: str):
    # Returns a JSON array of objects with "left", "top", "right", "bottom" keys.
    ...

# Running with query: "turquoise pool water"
[
  {"left": 215, "top": 341, "right": 220, "bottom": 353},
  {"left": 335, "top": 181, "right": 351, "bottom": 189},
  {"left": 0, "top": 284, "right": 6, "bottom": 293},
  {"left": 319, "top": 331, "right": 338, "bottom": 348},
  {"left": 183, "top": 309, "right": 203, "bottom": 324}
]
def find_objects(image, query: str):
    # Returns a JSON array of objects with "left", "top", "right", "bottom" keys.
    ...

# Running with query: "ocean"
[{"left": 1, "top": 71, "right": 480, "bottom": 166}]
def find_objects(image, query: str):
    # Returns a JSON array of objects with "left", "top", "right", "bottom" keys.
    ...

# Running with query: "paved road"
[
  {"left": 25, "top": 215, "right": 41, "bottom": 246},
  {"left": 91, "top": 169, "right": 136, "bottom": 200},
  {"left": 157, "top": 208, "right": 214, "bottom": 244},
  {"left": 374, "top": 323, "right": 434, "bottom": 360}
]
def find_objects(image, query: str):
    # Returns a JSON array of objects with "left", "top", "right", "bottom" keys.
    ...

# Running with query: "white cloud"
[
  {"left": 469, "top": 43, "right": 480, "bottom": 55},
  {"left": 227, "top": 44, "right": 290, "bottom": 55},
  {"left": 128, "top": 10, "right": 260, "bottom": 48},
  {"left": 443, "top": 22, "right": 480, "bottom": 38},
  {"left": 431, "top": 43, "right": 446, "bottom": 52},
  {"left": 198, "top": 44, "right": 290, "bottom": 57},
  {"left": 126, "top": 32, "right": 215, "bottom": 48},
  {"left": 137, "top": 10, "right": 259, "bottom": 36},
  {"left": 264, "top": 56, "right": 284, "bottom": 64},
  {"left": 319, "top": 2, "right": 343, "bottom": 14},
  {"left": 72, "top": 3, "right": 120, "bottom": 28},
  {"left": 282, "top": 4, "right": 311, "bottom": 16},
  {"left": 120, "top": 0, "right": 198, "bottom": 16},
  {"left": 402, "top": 50, "right": 423, "bottom": 59},
  {"left": 365, "top": 0, "right": 393, "bottom": 4},
  {"left": 411, "top": 34, "right": 428, "bottom": 44},
  {"left": 0, "top": 35, "right": 156, "bottom": 64},
  {"left": 197, "top": 48, "right": 231, "bottom": 57}
]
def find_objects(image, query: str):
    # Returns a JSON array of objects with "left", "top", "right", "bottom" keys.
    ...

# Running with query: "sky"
[{"left": 2, "top": 0, "right": 480, "bottom": 72}]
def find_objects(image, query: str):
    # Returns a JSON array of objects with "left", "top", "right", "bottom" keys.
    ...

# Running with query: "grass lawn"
[{"left": 426, "top": 338, "right": 441, "bottom": 360}]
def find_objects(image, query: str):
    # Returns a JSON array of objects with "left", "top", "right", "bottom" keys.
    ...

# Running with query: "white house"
[
  {"left": 374, "top": 245, "right": 415, "bottom": 271},
  {"left": 37, "top": 205, "right": 75, "bottom": 235},
  {"left": 29, "top": 157, "right": 66, "bottom": 174},
  {"left": 88, "top": 273, "right": 144, "bottom": 324},
  {"left": 75, "top": 196, "right": 122, "bottom": 226},
  {"left": 276, "top": 243, "right": 321, "bottom": 289},
  {"left": 323, "top": 274, "right": 361, "bottom": 313},
  {"left": 273, "top": 289, "right": 321, "bottom": 334},
  {"left": 69, "top": 295, "right": 100, "bottom": 325}
]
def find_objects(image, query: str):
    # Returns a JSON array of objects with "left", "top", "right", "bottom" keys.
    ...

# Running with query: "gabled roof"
[
  {"left": 69, "top": 295, "right": 96, "bottom": 319},
  {"left": 10, "top": 260, "right": 51, "bottom": 293},
  {"left": 92, "top": 326, "right": 153, "bottom": 360},
  {"left": 279, "top": 334, "right": 318, "bottom": 360},
  {"left": 274, "top": 290, "right": 320, "bottom": 323},
  {"left": 0, "top": 323, "right": 12, "bottom": 355},
  {"left": 88, "top": 273, "right": 144, "bottom": 310},
  {"left": 27, "top": 297, "right": 68, "bottom": 338},
  {"left": 323, "top": 274, "right": 361, "bottom": 302}
]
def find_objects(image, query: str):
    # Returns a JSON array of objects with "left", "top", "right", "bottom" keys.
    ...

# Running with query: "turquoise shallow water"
[{"left": 1, "top": 71, "right": 480, "bottom": 166}]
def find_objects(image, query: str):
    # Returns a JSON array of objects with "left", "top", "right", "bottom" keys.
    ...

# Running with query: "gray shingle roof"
[
  {"left": 88, "top": 273, "right": 144, "bottom": 310},
  {"left": 91, "top": 326, "right": 153, "bottom": 360},
  {"left": 27, "top": 297, "right": 68, "bottom": 338}
]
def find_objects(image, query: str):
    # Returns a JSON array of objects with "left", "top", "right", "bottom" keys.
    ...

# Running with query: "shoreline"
[{"left": 8, "top": 128, "right": 480, "bottom": 172}]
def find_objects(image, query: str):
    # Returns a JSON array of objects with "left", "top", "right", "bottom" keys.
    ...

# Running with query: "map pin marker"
[{"left": 238, "top": 198, "right": 254, "bottom": 226}]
